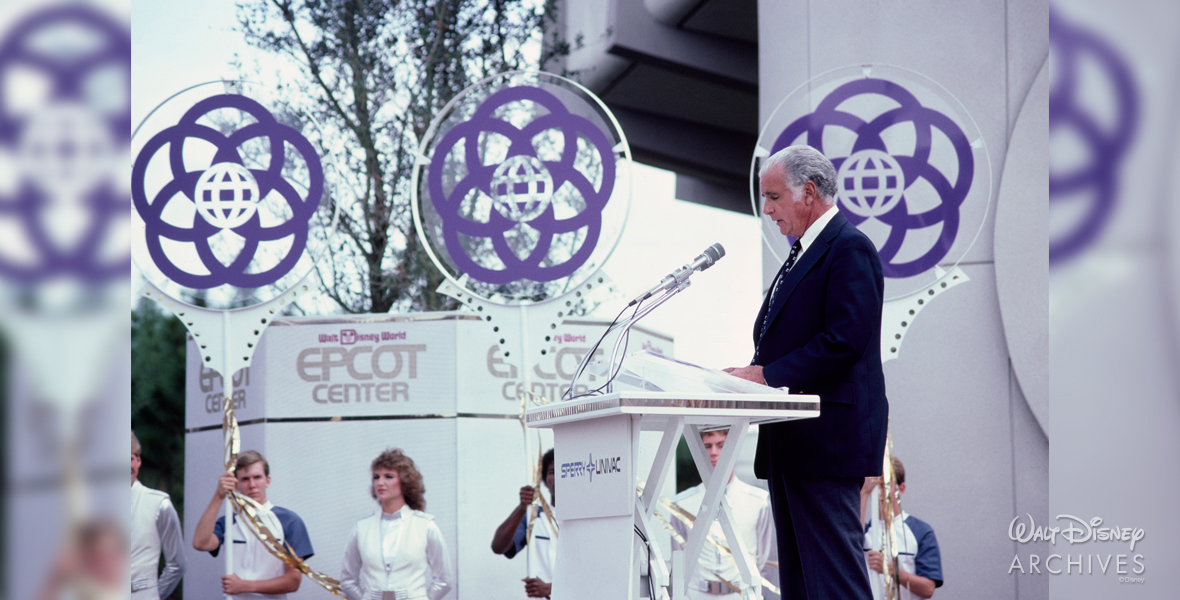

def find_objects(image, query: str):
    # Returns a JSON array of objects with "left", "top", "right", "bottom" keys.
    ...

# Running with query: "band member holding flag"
[
  {"left": 491, "top": 449, "right": 558, "bottom": 598},
  {"left": 861, "top": 457, "right": 943, "bottom": 599},
  {"left": 340, "top": 449, "right": 454, "bottom": 600},
  {"left": 193, "top": 451, "right": 315, "bottom": 599}
]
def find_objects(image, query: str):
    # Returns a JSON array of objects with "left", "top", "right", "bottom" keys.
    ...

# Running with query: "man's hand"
[
  {"left": 723, "top": 365, "right": 765, "bottom": 385},
  {"left": 523, "top": 577, "right": 552, "bottom": 598},
  {"left": 519, "top": 485, "right": 536, "bottom": 507},
  {"left": 866, "top": 550, "right": 884, "bottom": 574},
  {"left": 221, "top": 574, "right": 253, "bottom": 595},
  {"left": 213, "top": 473, "right": 236, "bottom": 501}
]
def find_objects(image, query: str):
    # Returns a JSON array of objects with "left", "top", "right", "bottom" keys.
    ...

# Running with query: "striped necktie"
[{"left": 755, "top": 240, "right": 803, "bottom": 361}]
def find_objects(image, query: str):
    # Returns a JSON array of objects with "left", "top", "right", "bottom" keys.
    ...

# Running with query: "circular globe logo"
[
  {"left": 194, "top": 163, "right": 261, "bottom": 230},
  {"left": 131, "top": 83, "right": 334, "bottom": 309},
  {"left": 755, "top": 65, "right": 992, "bottom": 299},
  {"left": 837, "top": 149, "right": 907, "bottom": 219},
  {"left": 414, "top": 71, "right": 631, "bottom": 304},
  {"left": 491, "top": 155, "right": 554, "bottom": 223}
]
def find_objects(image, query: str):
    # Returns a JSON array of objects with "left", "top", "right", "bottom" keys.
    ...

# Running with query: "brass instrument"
[{"left": 879, "top": 425, "right": 901, "bottom": 600}]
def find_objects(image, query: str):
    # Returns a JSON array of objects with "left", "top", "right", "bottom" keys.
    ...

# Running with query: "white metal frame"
[{"left": 528, "top": 391, "right": 820, "bottom": 600}]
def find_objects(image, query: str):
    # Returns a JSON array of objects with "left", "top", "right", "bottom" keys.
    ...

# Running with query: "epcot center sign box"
[{"left": 180, "top": 313, "right": 675, "bottom": 600}]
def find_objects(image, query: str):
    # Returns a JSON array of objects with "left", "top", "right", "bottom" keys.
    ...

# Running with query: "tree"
[
  {"left": 237, "top": 0, "right": 567, "bottom": 314},
  {"left": 130, "top": 300, "right": 189, "bottom": 516}
]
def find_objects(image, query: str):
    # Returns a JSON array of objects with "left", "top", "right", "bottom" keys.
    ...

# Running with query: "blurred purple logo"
[
  {"left": 427, "top": 86, "right": 615, "bottom": 284},
  {"left": 1049, "top": 7, "right": 1138, "bottom": 264},
  {"left": 772, "top": 78, "right": 975, "bottom": 279},
  {"left": 132, "top": 94, "right": 324, "bottom": 289},
  {"left": 0, "top": 5, "right": 130, "bottom": 285}
]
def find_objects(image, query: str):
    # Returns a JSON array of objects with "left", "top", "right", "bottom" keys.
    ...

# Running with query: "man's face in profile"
[{"left": 761, "top": 166, "right": 809, "bottom": 238}]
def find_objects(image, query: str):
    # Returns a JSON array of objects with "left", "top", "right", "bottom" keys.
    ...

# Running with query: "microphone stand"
[{"left": 565, "top": 277, "right": 692, "bottom": 399}]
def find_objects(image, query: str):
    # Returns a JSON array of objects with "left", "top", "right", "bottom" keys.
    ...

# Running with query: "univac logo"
[{"left": 560, "top": 453, "right": 622, "bottom": 482}]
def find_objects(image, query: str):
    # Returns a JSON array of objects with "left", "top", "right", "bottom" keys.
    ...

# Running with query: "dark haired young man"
[{"left": 492, "top": 449, "right": 557, "bottom": 598}]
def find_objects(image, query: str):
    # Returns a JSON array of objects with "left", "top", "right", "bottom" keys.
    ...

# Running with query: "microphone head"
[{"left": 699, "top": 243, "right": 725, "bottom": 270}]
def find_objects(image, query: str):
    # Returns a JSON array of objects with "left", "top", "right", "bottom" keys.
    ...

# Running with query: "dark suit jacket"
[{"left": 752, "top": 211, "right": 889, "bottom": 479}]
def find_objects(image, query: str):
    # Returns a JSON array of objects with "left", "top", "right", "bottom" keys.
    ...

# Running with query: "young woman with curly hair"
[{"left": 340, "top": 449, "right": 453, "bottom": 600}]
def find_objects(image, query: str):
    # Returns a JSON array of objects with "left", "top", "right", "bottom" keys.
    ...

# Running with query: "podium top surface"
[{"left": 525, "top": 391, "right": 820, "bottom": 429}]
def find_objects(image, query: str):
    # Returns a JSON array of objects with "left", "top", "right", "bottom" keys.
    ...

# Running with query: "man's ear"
[
  {"left": 898, "top": 482, "right": 906, "bottom": 495},
  {"left": 802, "top": 180, "right": 819, "bottom": 205}
]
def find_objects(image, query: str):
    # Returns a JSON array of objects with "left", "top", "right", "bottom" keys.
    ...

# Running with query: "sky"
[{"left": 130, "top": 0, "right": 764, "bottom": 370}]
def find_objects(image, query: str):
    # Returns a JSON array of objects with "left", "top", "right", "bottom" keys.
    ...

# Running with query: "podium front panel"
[{"left": 554, "top": 414, "right": 634, "bottom": 520}]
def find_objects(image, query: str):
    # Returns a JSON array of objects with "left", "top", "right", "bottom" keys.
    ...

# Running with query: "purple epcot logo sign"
[
  {"left": 1048, "top": 6, "right": 1138, "bottom": 265},
  {"left": 0, "top": 4, "right": 130, "bottom": 287},
  {"left": 132, "top": 85, "right": 330, "bottom": 309},
  {"left": 415, "top": 72, "right": 630, "bottom": 304},
  {"left": 757, "top": 66, "right": 991, "bottom": 298}
]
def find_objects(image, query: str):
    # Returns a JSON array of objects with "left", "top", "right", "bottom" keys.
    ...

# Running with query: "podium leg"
[
  {"left": 681, "top": 421, "right": 753, "bottom": 594},
  {"left": 671, "top": 550, "right": 685, "bottom": 600},
  {"left": 642, "top": 418, "right": 684, "bottom": 520}
]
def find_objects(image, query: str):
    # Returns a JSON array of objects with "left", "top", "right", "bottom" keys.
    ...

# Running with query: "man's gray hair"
[{"left": 759, "top": 145, "right": 838, "bottom": 202}]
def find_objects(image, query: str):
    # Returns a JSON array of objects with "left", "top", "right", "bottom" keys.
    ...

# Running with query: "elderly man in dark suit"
[{"left": 725, "top": 145, "right": 888, "bottom": 600}]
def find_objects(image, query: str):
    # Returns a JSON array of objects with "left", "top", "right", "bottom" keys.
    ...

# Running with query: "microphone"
[{"left": 628, "top": 243, "right": 725, "bottom": 306}]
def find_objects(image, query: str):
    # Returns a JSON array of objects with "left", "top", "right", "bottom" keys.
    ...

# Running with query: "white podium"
[{"left": 526, "top": 353, "right": 820, "bottom": 600}]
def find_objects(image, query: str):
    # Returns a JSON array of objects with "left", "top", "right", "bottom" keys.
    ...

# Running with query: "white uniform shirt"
[
  {"left": 863, "top": 510, "right": 944, "bottom": 600},
  {"left": 670, "top": 478, "right": 776, "bottom": 599},
  {"left": 130, "top": 480, "right": 186, "bottom": 599},
  {"left": 340, "top": 506, "right": 454, "bottom": 600},
  {"left": 526, "top": 505, "right": 558, "bottom": 584},
  {"left": 217, "top": 502, "right": 290, "bottom": 600}
]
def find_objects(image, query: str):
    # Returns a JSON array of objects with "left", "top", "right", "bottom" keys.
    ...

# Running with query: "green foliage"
[
  {"left": 676, "top": 436, "right": 701, "bottom": 493},
  {"left": 131, "top": 299, "right": 188, "bottom": 518}
]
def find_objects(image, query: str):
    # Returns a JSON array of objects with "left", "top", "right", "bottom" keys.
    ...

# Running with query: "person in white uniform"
[
  {"left": 860, "top": 457, "right": 943, "bottom": 600},
  {"left": 671, "top": 429, "right": 776, "bottom": 599},
  {"left": 193, "top": 451, "right": 315, "bottom": 600},
  {"left": 491, "top": 449, "right": 557, "bottom": 598},
  {"left": 130, "top": 432, "right": 186, "bottom": 599},
  {"left": 340, "top": 448, "right": 454, "bottom": 600}
]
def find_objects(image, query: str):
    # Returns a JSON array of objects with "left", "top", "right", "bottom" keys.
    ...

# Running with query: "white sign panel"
[
  {"left": 262, "top": 317, "right": 459, "bottom": 418},
  {"left": 455, "top": 318, "right": 674, "bottom": 412},
  {"left": 185, "top": 336, "right": 263, "bottom": 430},
  {"left": 553, "top": 414, "right": 633, "bottom": 520}
]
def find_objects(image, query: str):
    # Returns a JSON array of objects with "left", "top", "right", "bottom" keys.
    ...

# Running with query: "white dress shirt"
[
  {"left": 340, "top": 506, "right": 454, "bottom": 600},
  {"left": 796, "top": 204, "right": 839, "bottom": 259}
]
